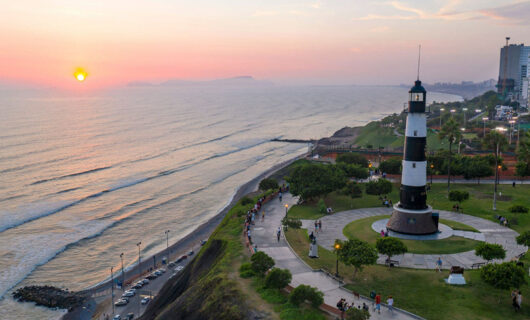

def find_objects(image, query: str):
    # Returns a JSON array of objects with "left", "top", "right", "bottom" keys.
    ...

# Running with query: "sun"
[{"left": 74, "top": 68, "right": 87, "bottom": 82}]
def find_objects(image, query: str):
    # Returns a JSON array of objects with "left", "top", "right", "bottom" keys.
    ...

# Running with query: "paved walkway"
[
  {"left": 252, "top": 193, "right": 420, "bottom": 320},
  {"left": 301, "top": 208, "right": 527, "bottom": 270}
]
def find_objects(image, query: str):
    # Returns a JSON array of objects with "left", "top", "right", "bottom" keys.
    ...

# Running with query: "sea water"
[{"left": 0, "top": 85, "right": 461, "bottom": 318}]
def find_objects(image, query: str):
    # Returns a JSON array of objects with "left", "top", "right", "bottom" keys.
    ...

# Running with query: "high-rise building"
[{"left": 497, "top": 43, "right": 530, "bottom": 101}]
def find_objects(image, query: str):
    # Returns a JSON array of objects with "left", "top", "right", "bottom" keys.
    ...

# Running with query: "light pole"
[
  {"left": 430, "top": 164, "right": 434, "bottom": 185},
  {"left": 463, "top": 107, "right": 468, "bottom": 125},
  {"left": 458, "top": 128, "right": 465, "bottom": 154},
  {"left": 120, "top": 253, "right": 124, "bottom": 291},
  {"left": 334, "top": 243, "right": 341, "bottom": 277},
  {"left": 450, "top": 109, "right": 456, "bottom": 117},
  {"left": 509, "top": 120, "right": 516, "bottom": 145},
  {"left": 439, "top": 108, "right": 445, "bottom": 128},
  {"left": 136, "top": 241, "right": 142, "bottom": 317},
  {"left": 493, "top": 127, "right": 507, "bottom": 210},
  {"left": 284, "top": 204, "right": 288, "bottom": 216},
  {"left": 165, "top": 230, "right": 170, "bottom": 262},
  {"left": 111, "top": 267, "right": 115, "bottom": 315},
  {"left": 482, "top": 117, "right": 488, "bottom": 137}
]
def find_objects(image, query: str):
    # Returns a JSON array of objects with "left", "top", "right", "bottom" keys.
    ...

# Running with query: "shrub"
[
  {"left": 251, "top": 252, "right": 275, "bottom": 276},
  {"left": 336, "top": 153, "right": 369, "bottom": 167},
  {"left": 509, "top": 205, "right": 529, "bottom": 213},
  {"left": 259, "top": 178, "right": 279, "bottom": 191},
  {"left": 365, "top": 179, "right": 392, "bottom": 196},
  {"left": 340, "top": 181, "right": 363, "bottom": 199},
  {"left": 379, "top": 158, "right": 401, "bottom": 174},
  {"left": 241, "top": 196, "right": 254, "bottom": 206},
  {"left": 376, "top": 237, "right": 407, "bottom": 261},
  {"left": 448, "top": 190, "right": 469, "bottom": 203},
  {"left": 265, "top": 268, "right": 292, "bottom": 289},
  {"left": 480, "top": 262, "right": 527, "bottom": 289},
  {"left": 288, "top": 284, "right": 324, "bottom": 308},
  {"left": 336, "top": 239, "right": 378, "bottom": 275},
  {"left": 346, "top": 308, "right": 370, "bottom": 320},
  {"left": 282, "top": 217, "right": 302, "bottom": 229},
  {"left": 318, "top": 199, "right": 327, "bottom": 214},
  {"left": 516, "top": 231, "right": 530, "bottom": 246},
  {"left": 239, "top": 263, "right": 254, "bottom": 278},
  {"left": 475, "top": 243, "right": 506, "bottom": 262}
]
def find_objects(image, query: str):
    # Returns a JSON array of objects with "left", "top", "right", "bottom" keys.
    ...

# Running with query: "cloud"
[
  {"left": 479, "top": 1, "right": 530, "bottom": 25},
  {"left": 310, "top": 2, "right": 321, "bottom": 9}
]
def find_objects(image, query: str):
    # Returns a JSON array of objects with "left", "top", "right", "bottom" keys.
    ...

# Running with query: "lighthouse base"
[{"left": 386, "top": 204, "right": 438, "bottom": 235}]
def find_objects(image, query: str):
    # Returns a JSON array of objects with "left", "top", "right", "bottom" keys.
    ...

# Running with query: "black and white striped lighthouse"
[{"left": 386, "top": 79, "right": 438, "bottom": 234}]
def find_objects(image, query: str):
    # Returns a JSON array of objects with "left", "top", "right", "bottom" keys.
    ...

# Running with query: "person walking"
[
  {"left": 318, "top": 220, "right": 322, "bottom": 233},
  {"left": 375, "top": 293, "right": 381, "bottom": 314},
  {"left": 247, "top": 229, "right": 251, "bottom": 244},
  {"left": 261, "top": 211, "right": 265, "bottom": 222},
  {"left": 517, "top": 290, "right": 523, "bottom": 311},
  {"left": 436, "top": 257, "right": 442, "bottom": 272},
  {"left": 314, "top": 221, "right": 319, "bottom": 233},
  {"left": 279, "top": 191, "right": 283, "bottom": 202},
  {"left": 387, "top": 296, "right": 394, "bottom": 314},
  {"left": 277, "top": 227, "right": 281, "bottom": 242}
]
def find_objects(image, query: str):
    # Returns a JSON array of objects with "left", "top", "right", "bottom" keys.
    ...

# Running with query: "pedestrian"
[
  {"left": 279, "top": 191, "right": 283, "bottom": 202},
  {"left": 517, "top": 290, "right": 523, "bottom": 311},
  {"left": 436, "top": 257, "right": 442, "bottom": 272},
  {"left": 362, "top": 302, "right": 369, "bottom": 311},
  {"left": 318, "top": 220, "right": 322, "bottom": 232},
  {"left": 387, "top": 296, "right": 394, "bottom": 314},
  {"left": 247, "top": 229, "right": 251, "bottom": 244},
  {"left": 336, "top": 298, "right": 346, "bottom": 319},
  {"left": 375, "top": 293, "right": 381, "bottom": 314},
  {"left": 277, "top": 227, "right": 281, "bottom": 242},
  {"left": 315, "top": 221, "right": 319, "bottom": 233},
  {"left": 380, "top": 229, "right": 385, "bottom": 237},
  {"left": 253, "top": 244, "right": 258, "bottom": 253},
  {"left": 261, "top": 211, "right": 265, "bottom": 222},
  {"left": 513, "top": 181, "right": 516, "bottom": 188}
]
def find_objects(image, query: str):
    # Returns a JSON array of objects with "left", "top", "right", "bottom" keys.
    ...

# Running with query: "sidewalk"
[{"left": 251, "top": 193, "right": 421, "bottom": 320}]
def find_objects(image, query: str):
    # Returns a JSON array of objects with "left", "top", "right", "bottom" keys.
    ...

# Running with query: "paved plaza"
[
  {"left": 301, "top": 207, "right": 527, "bottom": 269},
  {"left": 252, "top": 193, "right": 421, "bottom": 320}
]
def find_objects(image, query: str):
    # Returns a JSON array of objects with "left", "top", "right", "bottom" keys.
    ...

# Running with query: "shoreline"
[{"left": 65, "top": 152, "right": 306, "bottom": 318}]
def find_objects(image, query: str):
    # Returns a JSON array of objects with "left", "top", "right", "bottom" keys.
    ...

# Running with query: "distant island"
[{"left": 127, "top": 76, "right": 274, "bottom": 87}]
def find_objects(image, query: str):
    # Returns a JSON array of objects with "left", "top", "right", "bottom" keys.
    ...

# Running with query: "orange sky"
[{"left": 1, "top": 1, "right": 529, "bottom": 90}]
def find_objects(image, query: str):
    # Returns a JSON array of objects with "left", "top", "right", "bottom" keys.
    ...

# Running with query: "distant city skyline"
[{"left": 1, "top": 0, "right": 529, "bottom": 90}]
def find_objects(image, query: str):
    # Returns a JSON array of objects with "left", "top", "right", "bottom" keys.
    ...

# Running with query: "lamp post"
[
  {"left": 482, "top": 117, "right": 488, "bottom": 137},
  {"left": 430, "top": 164, "right": 434, "bottom": 185},
  {"left": 509, "top": 120, "right": 516, "bottom": 145},
  {"left": 458, "top": 128, "right": 465, "bottom": 154},
  {"left": 334, "top": 243, "right": 341, "bottom": 277},
  {"left": 439, "top": 108, "right": 445, "bottom": 128},
  {"left": 493, "top": 127, "right": 507, "bottom": 210},
  {"left": 165, "top": 230, "right": 170, "bottom": 262},
  {"left": 463, "top": 108, "right": 468, "bottom": 125},
  {"left": 136, "top": 242, "right": 142, "bottom": 316},
  {"left": 120, "top": 253, "right": 124, "bottom": 291},
  {"left": 284, "top": 204, "right": 288, "bottom": 216},
  {"left": 111, "top": 267, "right": 115, "bottom": 315},
  {"left": 450, "top": 109, "right": 456, "bottom": 117}
]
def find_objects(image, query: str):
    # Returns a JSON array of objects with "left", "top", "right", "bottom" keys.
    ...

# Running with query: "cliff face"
[{"left": 139, "top": 239, "right": 249, "bottom": 320}]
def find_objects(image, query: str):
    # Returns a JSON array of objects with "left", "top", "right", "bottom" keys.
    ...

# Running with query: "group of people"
[
  {"left": 314, "top": 220, "right": 323, "bottom": 233},
  {"left": 380, "top": 195, "right": 393, "bottom": 207},
  {"left": 497, "top": 215, "right": 508, "bottom": 227},
  {"left": 369, "top": 291, "right": 394, "bottom": 314},
  {"left": 379, "top": 229, "right": 389, "bottom": 237},
  {"left": 336, "top": 298, "right": 369, "bottom": 318},
  {"left": 452, "top": 203, "right": 463, "bottom": 213},
  {"left": 245, "top": 197, "right": 267, "bottom": 247},
  {"left": 512, "top": 289, "right": 523, "bottom": 312}
]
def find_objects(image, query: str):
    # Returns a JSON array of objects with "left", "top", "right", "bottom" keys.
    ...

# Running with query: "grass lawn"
[
  {"left": 342, "top": 215, "right": 481, "bottom": 254},
  {"left": 439, "top": 219, "right": 479, "bottom": 232},
  {"left": 285, "top": 228, "right": 530, "bottom": 320}
]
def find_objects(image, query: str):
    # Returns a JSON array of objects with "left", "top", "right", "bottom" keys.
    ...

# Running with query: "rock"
[{"left": 12, "top": 285, "right": 86, "bottom": 311}]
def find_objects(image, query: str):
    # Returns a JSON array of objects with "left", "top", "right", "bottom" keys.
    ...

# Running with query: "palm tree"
[
  {"left": 483, "top": 130, "right": 508, "bottom": 210},
  {"left": 439, "top": 118, "right": 462, "bottom": 192}
]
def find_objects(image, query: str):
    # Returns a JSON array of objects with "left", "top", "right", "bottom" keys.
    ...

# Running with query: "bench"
[
  {"left": 385, "top": 259, "right": 400, "bottom": 267},
  {"left": 471, "top": 262, "right": 486, "bottom": 269}
]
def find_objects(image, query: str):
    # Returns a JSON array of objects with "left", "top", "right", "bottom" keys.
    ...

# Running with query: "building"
[
  {"left": 497, "top": 43, "right": 530, "bottom": 102},
  {"left": 523, "top": 77, "right": 529, "bottom": 108},
  {"left": 494, "top": 105, "right": 514, "bottom": 121},
  {"left": 386, "top": 79, "right": 437, "bottom": 235}
]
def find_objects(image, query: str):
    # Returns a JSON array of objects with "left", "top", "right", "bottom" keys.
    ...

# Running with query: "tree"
[
  {"left": 483, "top": 131, "right": 508, "bottom": 209},
  {"left": 448, "top": 190, "right": 469, "bottom": 204},
  {"left": 516, "top": 231, "right": 530, "bottom": 247},
  {"left": 287, "top": 163, "right": 346, "bottom": 200},
  {"left": 515, "top": 161, "right": 530, "bottom": 182},
  {"left": 475, "top": 243, "right": 506, "bottom": 262},
  {"left": 462, "top": 157, "right": 493, "bottom": 184},
  {"left": 346, "top": 308, "right": 370, "bottom": 320},
  {"left": 379, "top": 158, "right": 401, "bottom": 174},
  {"left": 340, "top": 181, "right": 363, "bottom": 199},
  {"left": 337, "top": 163, "right": 369, "bottom": 180},
  {"left": 365, "top": 179, "right": 392, "bottom": 196},
  {"left": 250, "top": 251, "right": 275, "bottom": 276},
  {"left": 439, "top": 118, "right": 462, "bottom": 192},
  {"left": 336, "top": 239, "right": 378, "bottom": 276},
  {"left": 517, "top": 131, "right": 530, "bottom": 182},
  {"left": 259, "top": 178, "right": 278, "bottom": 191},
  {"left": 289, "top": 285, "right": 324, "bottom": 308},
  {"left": 376, "top": 237, "right": 407, "bottom": 262},
  {"left": 265, "top": 268, "right": 292, "bottom": 289},
  {"left": 336, "top": 153, "right": 369, "bottom": 167},
  {"left": 480, "top": 262, "right": 527, "bottom": 289}
]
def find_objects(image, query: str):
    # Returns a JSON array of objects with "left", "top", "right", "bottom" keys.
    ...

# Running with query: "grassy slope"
[
  {"left": 285, "top": 228, "right": 530, "bottom": 320},
  {"left": 342, "top": 215, "right": 481, "bottom": 254}
]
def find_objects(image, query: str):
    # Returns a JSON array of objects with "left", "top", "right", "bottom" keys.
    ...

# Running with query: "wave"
[
  {"left": 0, "top": 156, "right": 71, "bottom": 175},
  {"left": 53, "top": 187, "right": 81, "bottom": 195},
  {"left": 0, "top": 146, "right": 58, "bottom": 162},
  {"left": 30, "top": 166, "right": 113, "bottom": 186}
]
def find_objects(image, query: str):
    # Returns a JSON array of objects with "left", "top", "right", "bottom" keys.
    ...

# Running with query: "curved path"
[
  {"left": 301, "top": 208, "right": 527, "bottom": 269},
  {"left": 253, "top": 193, "right": 421, "bottom": 320}
]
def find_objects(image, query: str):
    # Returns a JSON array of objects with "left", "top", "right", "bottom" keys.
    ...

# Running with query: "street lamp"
[
  {"left": 284, "top": 204, "right": 288, "bottom": 215},
  {"left": 111, "top": 267, "right": 115, "bottom": 315},
  {"left": 165, "top": 230, "right": 170, "bottom": 262},
  {"left": 463, "top": 108, "right": 468, "bottom": 125},
  {"left": 120, "top": 253, "right": 124, "bottom": 291},
  {"left": 430, "top": 164, "right": 434, "bottom": 185},
  {"left": 458, "top": 128, "right": 465, "bottom": 154},
  {"left": 493, "top": 127, "right": 507, "bottom": 210},
  {"left": 334, "top": 243, "right": 341, "bottom": 277},
  {"left": 439, "top": 108, "right": 445, "bottom": 128},
  {"left": 450, "top": 109, "right": 456, "bottom": 116},
  {"left": 482, "top": 117, "right": 488, "bottom": 137},
  {"left": 509, "top": 120, "right": 516, "bottom": 144},
  {"left": 136, "top": 241, "right": 142, "bottom": 316}
]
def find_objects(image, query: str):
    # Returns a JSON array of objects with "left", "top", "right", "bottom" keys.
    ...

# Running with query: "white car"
[
  {"left": 141, "top": 297, "right": 150, "bottom": 305},
  {"left": 113, "top": 314, "right": 122, "bottom": 320},
  {"left": 141, "top": 279, "right": 149, "bottom": 284},
  {"left": 174, "top": 265, "right": 184, "bottom": 272},
  {"left": 126, "top": 288, "right": 136, "bottom": 293},
  {"left": 122, "top": 291, "right": 135, "bottom": 297},
  {"left": 114, "top": 299, "right": 127, "bottom": 306},
  {"left": 158, "top": 268, "right": 166, "bottom": 273},
  {"left": 154, "top": 270, "right": 162, "bottom": 276}
]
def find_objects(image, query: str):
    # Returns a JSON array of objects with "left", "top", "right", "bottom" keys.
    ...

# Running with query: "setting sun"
[
  {"left": 76, "top": 73, "right": 85, "bottom": 81},
  {"left": 74, "top": 68, "right": 87, "bottom": 82}
]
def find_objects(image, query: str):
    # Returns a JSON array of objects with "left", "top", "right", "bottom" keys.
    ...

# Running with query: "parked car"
[
  {"left": 154, "top": 270, "right": 162, "bottom": 276},
  {"left": 126, "top": 288, "right": 136, "bottom": 293},
  {"left": 126, "top": 313, "right": 135, "bottom": 320},
  {"left": 141, "top": 297, "right": 150, "bottom": 305},
  {"left": 158, "top": 268, "right": 166, "bottom": 273},
  {"left": 141, "top": 279, "right": 149, "bottom": 284},
  {"left": 188, "top": 250, "right": 194, "bottom": 256},
  {"left": 113, "top": 315, "right": 121, "bottom": 320},
  {"left": 200, "top": 239, "right": 207, "bottom": 246},
  {"left": 176, "top": 255, "right": 187, "bottom": 262},
  {"left": 132, "top": 283, "right": 142, "bottom": 289},
  {"left": 122, "top": 291, "right": 135, "bottom": 297},
  {"left": 146, "top": 274, "right": 157, "bottom": 280},
  {"left": 168, "top": 262, "right": 176, "bottom": 268},
  {"left": 114, "top": 300, "right": 127, "bottom": 307}
]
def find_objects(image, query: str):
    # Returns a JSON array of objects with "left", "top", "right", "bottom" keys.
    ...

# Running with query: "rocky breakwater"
[{"left": 12, "top": 285, "right": 86, "bottom": 311}]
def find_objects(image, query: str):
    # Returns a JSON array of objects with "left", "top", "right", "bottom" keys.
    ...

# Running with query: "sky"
[{"left": 0, "top": 0, "right": 529, "bottom": 90}]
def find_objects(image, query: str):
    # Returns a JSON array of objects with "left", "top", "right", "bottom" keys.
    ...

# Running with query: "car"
[
  {"left": 158, "top": 268, "right": 166, "bottom": 273},
  {"left": 200, "top": 239, "right": 207, "bottom": 246},
  {"left": 141, "top": 279, "right": 150, "bottom": 284},
  {"left": 174, "top": 265, "right": 184, "bottom": 272},
  {"left": 114, "top": 300, "right": 127, "bottom": 307},
  {"left": 126, "top": 288, "right": 136, "bottom": 293},
  {"left": 146, "top": 274, "right": 157, "bottom": 280},
  {"left": 168, "top": 262, "right": 176, "bottom": 268},
  {"left": 141, "top": 297, "right": 150, "bottom": 305},
  {"left": 122, "top": 291, "right": 135, "bottom": 297},
  {"left": 119, "top": 297, "right": 129, "bottom": 303},
  {"left": 113, "top": 315, "right": 121, "bottom": 320},
  {"left": 132, "top": 283, "right": 143, "bottom": 289},
  {"left": 176, "top": 255, "right": 187, "bottom": 262},
  {"left": 154, "top": 270, "right": 162, "bottom": 276},
  {"left": 126, "top": 313, "right": 135, "bottom": 320},
  {"left": 188, "top": 250, "right": 194, "bottom": 256}
]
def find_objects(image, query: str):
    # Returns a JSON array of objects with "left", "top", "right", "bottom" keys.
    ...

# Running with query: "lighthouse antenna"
[{"left": 417, "top": 45, "right": 421, "bottom": 80}]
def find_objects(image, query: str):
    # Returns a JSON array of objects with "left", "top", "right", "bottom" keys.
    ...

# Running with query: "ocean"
[{"left": 0, "top": 84, "right": 461, "bottom": 319}]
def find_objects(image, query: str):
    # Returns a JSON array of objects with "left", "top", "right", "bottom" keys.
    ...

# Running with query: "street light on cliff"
[{"left": 120, "top": 253, "right": 124, "bottom": 291}]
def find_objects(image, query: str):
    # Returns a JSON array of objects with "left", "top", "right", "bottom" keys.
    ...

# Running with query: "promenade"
[{"left": 252, "top": 193, "right": 421, "bottom": 320}]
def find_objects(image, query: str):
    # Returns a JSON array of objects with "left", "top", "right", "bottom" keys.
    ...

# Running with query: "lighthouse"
[{"left": 386, "top": 79, "right": 438, "bottom": 235}]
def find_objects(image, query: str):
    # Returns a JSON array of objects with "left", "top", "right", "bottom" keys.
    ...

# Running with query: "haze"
[{"left": 1, "top": 0, "right": 529, "bottom": 90}]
